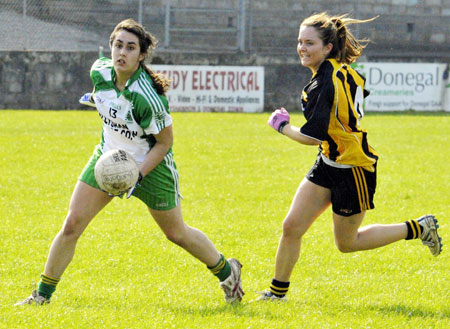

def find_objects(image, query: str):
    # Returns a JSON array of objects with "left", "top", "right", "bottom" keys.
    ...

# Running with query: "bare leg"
[
  {"left": 333, "top": 212, "right": 408, "bottom": 253},
  {"left": 274, "top": 178, "right": 331, "bottom": 282},
  {"left": 44, "top": 181, "right": 112, "bottom": 278},
  {"left": 149, "top": 204, "right": 221, "bottom": 267}
]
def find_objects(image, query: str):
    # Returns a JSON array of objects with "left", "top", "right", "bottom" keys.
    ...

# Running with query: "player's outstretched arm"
[{"left": 79, "top": 92, "right": 96, "bottom": 107}]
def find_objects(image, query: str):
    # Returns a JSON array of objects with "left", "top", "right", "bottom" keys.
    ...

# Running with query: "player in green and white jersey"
[{"left": 16, "top": 19, "right": 243, "bottom": 306}]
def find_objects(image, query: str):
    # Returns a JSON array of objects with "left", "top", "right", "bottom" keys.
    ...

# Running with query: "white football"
[{"left": 94, "top": 149, "right": 139, "bottom": 195}]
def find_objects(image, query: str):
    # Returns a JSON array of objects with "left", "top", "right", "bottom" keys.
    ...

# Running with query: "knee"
[
  {"left": 60, "top": 212, "right": 84, "bottom": 241},
  {"left": 164, "top": 229, "right": 187, "bottom": 247},
  {"left": 334, "top": 239, "right": 356, "bottom": 253},
  {"left": 282, "top": 216, "right": 306, "bottom": 240}
]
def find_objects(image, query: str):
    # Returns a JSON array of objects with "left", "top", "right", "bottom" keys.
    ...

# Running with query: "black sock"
[
  {"left": 405, "top": 219, "right": 422, "bottom": 240},
  {"left": 270, "top": 278, "right": 290, "bottom": 297}
]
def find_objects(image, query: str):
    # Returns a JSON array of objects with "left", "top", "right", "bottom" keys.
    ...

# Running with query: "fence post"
[
  {"left": 22, "top": 0, "right": 27, "bottom": 50},
  {"left": 164, "top": 3, "right": 170, "bottom": 48},
  {"left": 238, "top": 0, "right": 246, "bottom": 52},
  {"left": 248, "top": 1, "right": 252, "bottom": 51},
  {"left": 138, "top": 0, "right": 143, "bottom": 24}
]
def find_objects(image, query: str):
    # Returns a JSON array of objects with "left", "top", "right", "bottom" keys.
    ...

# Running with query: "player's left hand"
[
  {"left": 126, "top": 172, "right": 143, "bottom": 199},
  {"left": 79, "top": 92, "right": 96, "bottom": 107},
  {"left": 268, "top": 108, "right": 290, "bottom": 134}
]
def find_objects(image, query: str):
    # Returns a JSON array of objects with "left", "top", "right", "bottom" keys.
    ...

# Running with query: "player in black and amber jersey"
[
  {"left": 260, "top": 12, "right": 442, "bottom": 301},
  {"left": 300, "top": 58, "right": 378, "bottom": 170}
]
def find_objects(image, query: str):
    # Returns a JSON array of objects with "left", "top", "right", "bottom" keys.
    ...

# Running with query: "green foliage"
[{"left": 0, "top": 110, "right": 449, "bottom": 328}]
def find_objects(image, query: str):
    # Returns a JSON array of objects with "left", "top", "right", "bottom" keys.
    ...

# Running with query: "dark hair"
[
  {"left": 110, "top": 18, "right": 170, "bottom": 95},
  {"left": 301, "top": 12, "right": 377, "bottom": 64}
]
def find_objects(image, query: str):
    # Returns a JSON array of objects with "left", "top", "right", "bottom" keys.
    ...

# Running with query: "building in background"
[{"left": 0, "top": 0, "right": 449, "bottom": 110}]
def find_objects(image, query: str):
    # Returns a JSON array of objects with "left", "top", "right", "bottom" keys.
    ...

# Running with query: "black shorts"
[{"left": 306, "top": 155, "right": 377, "bottom": 217}]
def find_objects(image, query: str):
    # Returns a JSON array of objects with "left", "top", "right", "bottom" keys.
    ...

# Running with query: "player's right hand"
[
  {"left": 79, "top": 93, "right": 96, "bottom": 107},
  {"left": 126, "top": 172, "right": 143, "bottom": 199},
  {"left": 268, "top": 108, "right": 290, "bottom": 134}
]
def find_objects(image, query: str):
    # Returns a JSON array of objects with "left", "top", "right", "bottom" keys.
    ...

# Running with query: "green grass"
[{"left": 0, "top": 110, "right": 449, "bottom": 328}]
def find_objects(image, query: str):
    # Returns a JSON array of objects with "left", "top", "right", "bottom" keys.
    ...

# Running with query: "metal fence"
[
  {"left": 0, "top": 0, "right": 248, "bottom": 52},
  {"left": 163, "top": 3, "right": 247, "bottom": 52},
  {"left": 0, "top": 0, "right": 449, "bottom": 57}
]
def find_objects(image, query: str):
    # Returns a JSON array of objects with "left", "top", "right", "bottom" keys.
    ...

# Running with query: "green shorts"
[{"left": 79, "top": 146, "right": 180, "bottom": 210}]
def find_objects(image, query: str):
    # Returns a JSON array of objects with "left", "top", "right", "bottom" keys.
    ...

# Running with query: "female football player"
[
  {"left": 260, "top": 12, "right": 442, "bottom": 301},
  {"left": 16, "top": 18, "right": 243, "bottom": 305}
]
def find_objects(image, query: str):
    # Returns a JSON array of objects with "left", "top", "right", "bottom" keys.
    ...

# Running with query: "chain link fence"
[
  {"left": 1, "top": 0, "right": 154, "bottom": 51},
  {"left": 0, "top": 0, "right": 247, "bottom": 52},
  {"left": 1, "top": 0, "right": 449, "bottom": 57}
]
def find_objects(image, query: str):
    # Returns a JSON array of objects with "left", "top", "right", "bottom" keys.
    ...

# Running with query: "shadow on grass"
[
  {"left": 368, "top": 304, "right": 450, "bottom": 319},
  {"left": 365, "top": 110, "right": 450, "bottom": 116},
  {"left": 160, "top": 301, "right": 285, "bottom": 319}
]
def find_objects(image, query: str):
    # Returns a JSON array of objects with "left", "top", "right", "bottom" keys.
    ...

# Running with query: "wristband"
[{"left": 278, "top": 121, "right": 289, "bottom": 134}]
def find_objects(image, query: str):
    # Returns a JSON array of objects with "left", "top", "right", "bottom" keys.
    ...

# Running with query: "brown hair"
[
  {"left": 110, "top": 18, "right": 170, "bottom": 95},
  {"left": 301, "top": 12, "right": 377, "bottom": 64}
]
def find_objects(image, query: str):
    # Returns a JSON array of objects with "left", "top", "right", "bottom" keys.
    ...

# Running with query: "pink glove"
[{"left": 268, "top": 108, "right": 290, "bottom": 134}]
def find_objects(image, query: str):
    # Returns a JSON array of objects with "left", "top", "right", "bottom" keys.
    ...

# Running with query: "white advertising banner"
[
  {"left": 152, "top": 65, "right": 264, "bottom": 112},
  {"left": 445, "top": 70, "right": 450, "bottom": 112},
  {"left": 352, "top": 62, "right": 448, "bottom": 111}
]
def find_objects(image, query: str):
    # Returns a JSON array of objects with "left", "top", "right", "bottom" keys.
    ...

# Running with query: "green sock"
[
  {"left": 37, "top": 274, "right": 59, "bottom": 299},
  {"left": 207, "top": 254, "right": 231, "bottom": 282}
]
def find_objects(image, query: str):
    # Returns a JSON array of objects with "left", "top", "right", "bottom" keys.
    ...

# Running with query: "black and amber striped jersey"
[{"left": 300, "top": 58, "right": 378, "bottom": 169}]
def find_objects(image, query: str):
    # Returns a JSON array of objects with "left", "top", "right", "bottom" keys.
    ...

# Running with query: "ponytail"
[
  {"left": 142, "top": 64, "right": 170, "bottom": 95},
  {"left": 330, "top": 18, "right": 348, "bottom": 62},
  {"left": 301, "top": 13, "right": 377, "bottom": 64}
]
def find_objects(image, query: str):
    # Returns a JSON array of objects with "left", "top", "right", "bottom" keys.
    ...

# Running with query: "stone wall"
[
  {"left": 2, "top": 0, "right": 449, "bottom": 55},
  {"left": 0, "top": 50, "right": 311, "bottom": 111},
  {"left": 0, "top": 51, "right": 98, "bottom": 109},
  {"left": 1, "top": 0, "right": 449, "bottom": 110}
]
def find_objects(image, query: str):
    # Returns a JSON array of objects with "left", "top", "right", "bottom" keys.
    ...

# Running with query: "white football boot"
[
  {"left": 15, "top": 290, "right": 50, "bottom": 306},
  {"left": 220, "top": 258, "right": 244, "bottom": 303},
  {"left": 418, "top": 215, "right": 442, "bottom": 256},
  {"left": 256, "top": 291, "right": 287, "bottom": 302}
]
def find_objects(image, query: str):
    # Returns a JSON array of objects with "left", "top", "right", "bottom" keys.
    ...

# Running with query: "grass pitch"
[{"left": 0, "top": 110, "right": 449, "bottom": 328}]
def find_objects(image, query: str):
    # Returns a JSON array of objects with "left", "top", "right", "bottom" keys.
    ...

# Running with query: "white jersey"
[{"left": 90, "top": 57, "right": 172, "bottom": 163}]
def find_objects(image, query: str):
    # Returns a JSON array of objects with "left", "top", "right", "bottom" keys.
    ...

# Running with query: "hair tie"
[
  {"left": 332, "top": 19, "right": 346, "bottom": 39},
  {"left": 334, "top": 19, "right": 343, "bottom": 29}
]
